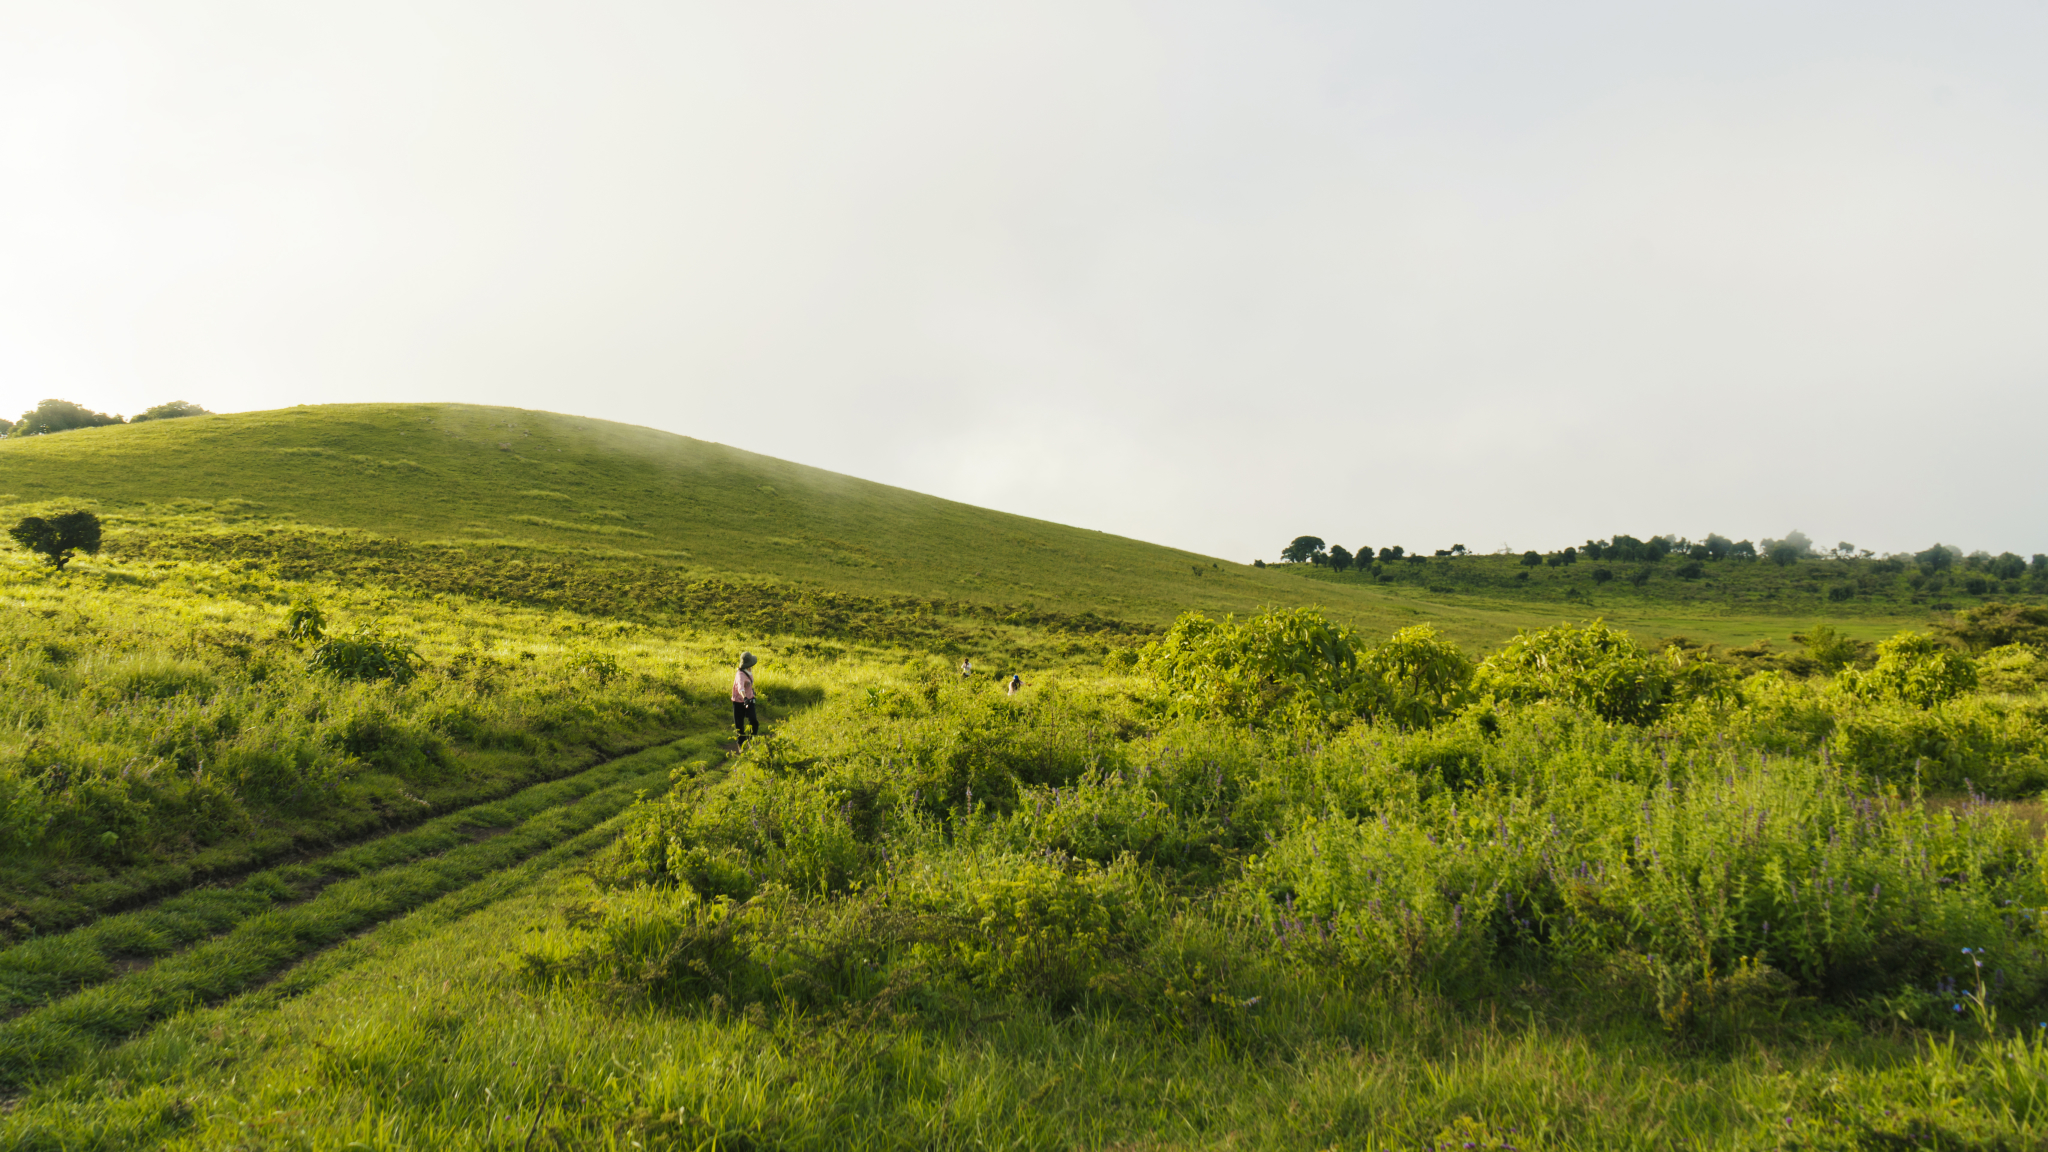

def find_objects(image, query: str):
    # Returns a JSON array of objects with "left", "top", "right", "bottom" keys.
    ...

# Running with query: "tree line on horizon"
[
  {"left": 1, "top": 397, "right": 210, "bottom": 438},
  {"left": 1270, "top": 531, "right": 2047, "bottom": 581}
]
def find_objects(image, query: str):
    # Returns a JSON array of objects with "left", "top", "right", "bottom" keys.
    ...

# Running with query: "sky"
[{"left": 3, "top": 1, "right": 2046, "bottom": 562}]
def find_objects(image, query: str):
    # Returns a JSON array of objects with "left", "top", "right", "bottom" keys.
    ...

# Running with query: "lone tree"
[
  {"left": 9, "top": 511, "right": 102, "bottom": 570},
  {"left": 1281, "top": 536, "right": 1328, "bottom": 564}
]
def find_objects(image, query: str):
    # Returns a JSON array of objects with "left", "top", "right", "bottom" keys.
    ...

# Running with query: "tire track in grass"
[
  {"left": 14, "top": 730, "right": 709, "bottom": 944},
  {"left": 0, "top": 733, "right": 721, "bottom": 1019},
  {"left": 0, "top": 733, "right": 719, "bottom": 1090}
]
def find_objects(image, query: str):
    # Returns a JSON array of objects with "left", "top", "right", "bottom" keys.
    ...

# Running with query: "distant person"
[
  {"left": 732, "top": 651, "right": 760, "bottom": 739},
  {"left": 959, "top": 658, "right": 974, "bottom": 679},
  {"left": 1007, "top": 673, "right": 1022, "bottom": 696}
]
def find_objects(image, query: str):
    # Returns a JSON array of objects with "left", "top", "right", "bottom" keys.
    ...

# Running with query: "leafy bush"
[
  {"left": 1140, "top": 608, "right": 1470, "bottom": 729},
  {"left": 1851, "top": 632, "right": 1978, "bottom": 708},
  {"left": 129, "top": 401, "right": 211, "bottom": 422},
  {"left": 1940, "top": 602, "right": 2048, "bottom": 654},
  {"left": 1355, "top": 625, "right": 1473, "bottom": 728},
  {"left": 281, "top": 596, "right": 326, "bottom": 642},
  {"left": 1141, "top": 608, "right": 1368, "bottom": 728},
  {"left": 1473, "top": 619, "right": 1675, "bottom": 724},
  {"left": 568, "top": 649, "right": 622, "bottom": 686},
  {"left": 8, "top": 511, "right": 102, "bottom": 570},
  {"left": 307, "top": 627, "right": 421, "bottom": 684},
  {"left": 1831, "top": 694, "right": 2048, "bottom": 794}
]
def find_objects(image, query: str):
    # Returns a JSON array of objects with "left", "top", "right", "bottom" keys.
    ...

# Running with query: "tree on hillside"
[
  {"left": 1988, "top": 552, "right": 2027, "bottom": 581},
  {"left": 8, "top": 511, "right": 102, "bottom": 570},
  {"left": 5, "top": 399, "right": 123, "bottom": 437},
  {"left": 1915, "top": 544, "right": 1958, "bottom": 574},
  {"left": 1379, "top": 546, "right": 1404, "bottom": 562},
  {"left": 1761, "top": 531, "right": 1814, "bottom": 565},
  {"left": 1281, "top": 536, "right": 1327, "bottom": 564},
  {"left": 1519, "top": 550, "right": 1542, "bottom": 567},
  {"left": 1328, "top": 544, "right": 1353, "bottom": 572},
  {"left": 130, "top": 400, "right": 211, "bottom": 422}
]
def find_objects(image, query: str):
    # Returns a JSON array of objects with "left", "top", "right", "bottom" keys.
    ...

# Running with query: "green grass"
[
  {"left": 0, "top": 402, "right": 1962, "bottom": 651},
  {"left": 0, "top": 403, "right": 1422, "bottom": 631},
  {"left": 0, "top": 732, "right": 723, "bottom": 1018},
  {"left": 0, "top": 732, "right": 708, "bottom": 1091},
  {"left": 3, "top": 744, "right": 2044, "bottom": 1148},
  {"left": 6, "top": 404, "right": 2048, "bottom": 1148}
]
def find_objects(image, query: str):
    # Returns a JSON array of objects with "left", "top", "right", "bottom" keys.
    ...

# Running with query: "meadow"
[
  {"left": 2, "top": 406, "right": 2047, "bottom": 1149},
  {"left": 0, "top": 402, "right": 1959, "bottom": 650}
]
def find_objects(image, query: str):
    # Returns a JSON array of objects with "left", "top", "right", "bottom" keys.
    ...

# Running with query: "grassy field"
[
  {"left": 0, "top": 403, "right": 1971, "bottom": 650},
  {"left": 3, "top": 405, "right": 2047, "bottom": 1148}
]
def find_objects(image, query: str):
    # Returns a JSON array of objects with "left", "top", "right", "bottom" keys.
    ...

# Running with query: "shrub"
[
  {"left": 1141, "top": 608, "right": 1368, "bottom": 728},
  {"left": 281, "top": 596, "right": 327, "bottom": 642},
  {"left": 8, "top": 511, "right": 102, "bottom": 570},
  {"left": 1356, "top": 625, "right": 1473, "bottom": 728},
  {"left": 1978, "top": 645, "right": 2048, "bottom": 695},
  {"left": 1939, "top": 602, "right": 2048, "bottom": 654},
  {"left": 568, "top": 649, "right": 623, "bottom": 686},
  {"left": 1832, "top": 694, "right": 2048, "bottom": 794},
  {"left": 129, "top": 400, "right": 211, "bottom": 422},
  {"left": 1473, "top": 619, "right": 1673, "bottom": 725},
  {"left": 1795, "top": 624, "right": 1868, "bottom": 672},
  {"left": 307, "top": 626, "right": 421, "bottom": 684},
  {"left": 1851, "top": 632, "right": 1978, "bottom": 709}
]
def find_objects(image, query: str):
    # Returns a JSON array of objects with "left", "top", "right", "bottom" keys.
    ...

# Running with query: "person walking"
[
  {"left": 1007, "top": 672, "right": 1023, "bottom": 696},
  {"left": 959, "top": 658, "right": 974, "bottom": 679},
  {"left": 732, "top": 651, "right": 760, "bottom": 739}
]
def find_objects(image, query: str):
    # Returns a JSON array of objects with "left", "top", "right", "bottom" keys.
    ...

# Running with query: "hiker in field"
[
  {"left": 732, "top": 651, "right": 761, "bottom": 739},
  {"left": 1007, "top": 672, "right": 1023, "bottom": 696},
  {"left": 959, "top": 658, "right": 973, "bottom": 679}
]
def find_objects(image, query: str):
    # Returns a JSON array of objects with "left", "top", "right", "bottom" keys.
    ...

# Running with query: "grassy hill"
[
  {"left": 5, "top": 405, "right": 2048, "bottom": 1147},
  {"left": 0, "top": 403, "right": 1951, "bottom": 650}
]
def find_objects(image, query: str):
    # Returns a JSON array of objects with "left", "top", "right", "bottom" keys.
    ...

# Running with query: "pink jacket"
[{"left": 732, "top": 669, "right": 756, "bottom": 703}]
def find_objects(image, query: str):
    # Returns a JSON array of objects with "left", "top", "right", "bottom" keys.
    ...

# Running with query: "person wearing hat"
[{"left": 732, "top": 651, "right": 761, "bottom": 739}]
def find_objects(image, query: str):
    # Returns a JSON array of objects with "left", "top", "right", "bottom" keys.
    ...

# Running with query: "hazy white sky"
[{"left": 4, "top": 1, "right": 2045, "bottom": 560}]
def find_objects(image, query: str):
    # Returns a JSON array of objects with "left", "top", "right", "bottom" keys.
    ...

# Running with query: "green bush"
[
  {"left": 1851, "top": 632, "right": 1978, "bottom": 708},
  {"left": 307, "top": 627, "right": 421, "bottom": 684},
  {"left": 129, "top": 400, "right": 211, "bottom": 422},
  {"left": 1473, "top": 619, "right": 1675, "bottom": 724},
  {"left": 1139, "top": 608, "right": 1471, "bottom": 730},
  {"left": 562, "top": 661, "right": 2048, "bottom": 1037},
  {"left": 7, "top": 511, "right": 102, "bottom": 571}
]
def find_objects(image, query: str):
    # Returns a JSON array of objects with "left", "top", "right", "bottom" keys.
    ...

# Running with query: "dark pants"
[{"left": 732, "top": 700, "right": 758, "bottom": 736}]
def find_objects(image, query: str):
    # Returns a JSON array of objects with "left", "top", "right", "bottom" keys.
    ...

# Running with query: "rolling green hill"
[
  {"left": 0, "top": 402, "right": 1942, "bottom": 649},
  {"left": 5, "top": 404, "right": 2047, "bottom": 1148}
]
